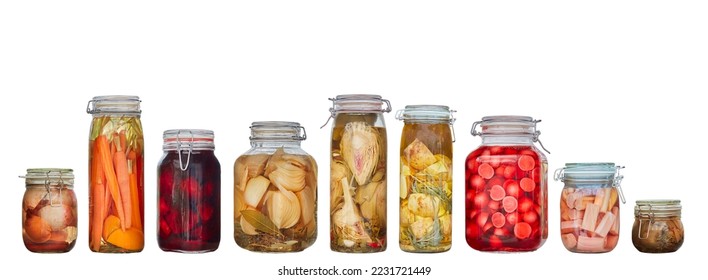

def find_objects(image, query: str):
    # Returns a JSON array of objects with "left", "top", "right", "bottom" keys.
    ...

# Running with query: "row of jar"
[{"left": 21, "top": 95, "right": 683, "bottom": 254}]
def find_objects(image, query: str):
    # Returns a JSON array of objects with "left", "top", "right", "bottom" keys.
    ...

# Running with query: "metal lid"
[
  {"left": 635, "top": 199, "right": 682, "bottom": 218},
  {"left": 555, "top": 163, "right": 625, "bottom": 204},
  {"left": 321, "top": 94, "right": 391, "bottom": 128},
  {"left": 250, "top": 121, "right": 306, "bottom": 141},
  {"left": 471, "top": 115, "right": 550, "bottom": 154},
  {"left": 396, "top": 105, "right": 455, "bottom": 122},
  {"left": 20, "top": 168, "right": 74, "bottom": 188},
  {"left": 86, "top": 95, "right": 141, "bottom": 114}
]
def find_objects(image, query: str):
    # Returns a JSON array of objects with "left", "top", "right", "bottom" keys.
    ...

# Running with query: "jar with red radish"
[
  {"left": 554, "top": 163, "right": 625, "bottom": 253},
  {"left": 158, "top": 129, "right": 221, "bottom": 253},
  {"left": 465, "top": 116, "right": 549, "bottom": 252}
]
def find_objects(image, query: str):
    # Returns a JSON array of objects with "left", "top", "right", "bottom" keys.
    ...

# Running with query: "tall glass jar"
[
  {"left": 632, "top": 200, "right": 684, "bottom": 253},
  {"left": 554, "top": 163, "right": 625, "bottom": 253},
  {"left": 21, "top": 168, "right": 77, "bottom": 253},
  {"left": 234, "top": 122, "right": 317, "bottom": 252},
  {"left": 396, "top": 105, "right": 454, "bottom": 253},
  {"left": 465, "top": 116, "right": 548, "bottom": 252},
  {"left": 86, "top": 95, "right": 144, "bottom": 253},
  {"left": 327, "top": 94, "right": 391, "bottom": 253},
  {"left": 158, "top": 129, "right": 220, "bottom": 253}
]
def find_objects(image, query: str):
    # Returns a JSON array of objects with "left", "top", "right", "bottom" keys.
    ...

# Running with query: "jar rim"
[
  {"left": 163, "top": 129, "right": 214, "bottom": 140},
  {"left": 472, "top": 115, "right": 539, "bottom": 136},
  {"left": 636, "top": 199, "right": 681, "bottom": 205},
  {"left": 87, "top": 95, "right": 142, "bottom": 114},
  {"left": 396, "top": 105, "right": 455, "bottom": 122},
  {"left": 250, "top": 121, "right": 306, "bottom": 141},
  {"left": 23, "top": 168, "right": 74, "bottom": 179},
  {"left": 328, "top": 94, "right": 392, "bottom": 113}
]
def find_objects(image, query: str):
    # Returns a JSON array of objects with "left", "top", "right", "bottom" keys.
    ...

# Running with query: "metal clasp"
[
  {"left": 613, "top": 166, "right": 626, "bottom": 204},
  {"left": 176, "top": 130, "right": 194, "bottom": 171},
  {"left": 638, "top": 204, "right": 655, "bottom": 240},
  {"left": 295, "top": 125, "right": 307, "bottom": 140},
  {"left": 449, "top": 109, "right": 457, "bottom": 143},
  {"left": 531, "top": 119, "right": 551, "bottom": 154},
  {"left": 86, "top": 100, "right": 97, "bottom": 114},
  {"left": 553, "top": 167, "right": 566, "bottom": 182}
]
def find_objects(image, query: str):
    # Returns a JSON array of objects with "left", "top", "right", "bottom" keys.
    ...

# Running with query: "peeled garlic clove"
[
  {"left": 341, "top": 122, "right": 380, "bottom": 186},
  {"left": 244, "top": 176, "right": 270, "bottom": 208},
  {"left": 267, "top": 190, "right": 301, "bottom": 229},
  {"left": 404, "top": 138, "right": 437, "bottom": 170},
  {"left": 268, "top": 159, "right": 307, "bottom": 192},
  {"left": 234, "top": 189, "right": 247, "bottom": 219},
  {"left": 297, "top": 186, "right": 315, "bottom": 225},
  {"left": 240, "top": 216, "right": 258, "bottom": 235},
  {"left": 408, "top": 193, "right": 440, "bottom": 218}
]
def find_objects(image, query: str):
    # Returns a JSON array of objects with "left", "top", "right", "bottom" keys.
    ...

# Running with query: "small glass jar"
[
  {"left": 158, "top": 129, "right": 221, "bottom": 253},
  {"left": 234, "top": 122, "right": 317, "bottom": 252},
  {"left": 86, "top": 95, "right": 144, "bottom": 253},
  {"left": 465, "top": 116, "right": 549, "bottom": 252},
  {"left": 326, "top": 94, "right": 391, "bottom": 253},
  {"left": 632, "top": 200, "right": 684, "bottom": 253},
  {"left": 21, "top": 168, "right": 77, "bottom": 253},
  {"left": 396, "top": 105, "right": 455, "bottom": 253},
  {"left": 554, "top": 163, "right": 625, "bottom": 253}
]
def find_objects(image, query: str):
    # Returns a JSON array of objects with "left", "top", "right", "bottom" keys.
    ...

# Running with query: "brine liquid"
[
  {"left": 465, "top": 146, "right": 548, "bottom": 252},
  {"left": 330, "top": 113, "right": 387, "bottom": 252},
  {"left": 88, "top": 115, "right": 144, "bottom": 253},
  {"left": 158, "top": 151, "right": 221, "bottom": 253},
  {"left": 561, "top": 187, "right": 620, "bottom": 253},
  {"left": 399, "top": 122, "right": 452, "bottom": 253},
  {"left": 234, "top": 151, "right": 317, "bottom": 252}
]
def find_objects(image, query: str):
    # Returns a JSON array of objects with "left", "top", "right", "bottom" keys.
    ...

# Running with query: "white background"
[{"left": 1, "top": 1, "right": 706, "bottom": 279}]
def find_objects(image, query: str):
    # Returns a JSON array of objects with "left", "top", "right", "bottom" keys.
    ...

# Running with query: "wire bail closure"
[
  {"left": 471, "top": 118, "right": 550, "bottom": 154},
  {"left": 321, "top": 96, "right": 392, "bottom": 128},
  {"left": 177, "top": 130, "right": 194, "bottom": 171}
]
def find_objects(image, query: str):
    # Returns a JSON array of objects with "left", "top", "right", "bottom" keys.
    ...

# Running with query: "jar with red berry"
[
  {"left": 234, "top": 122, "right": 317, "bottom": 252},
  {"left": 158, "top": 129, "right": 221, "bottom": 253},
  {"left": 555, "top": 163, "right": 625, "bottom": 253},
  {"left": 465, "top": 116, "right": 549, "bottom": 252}
]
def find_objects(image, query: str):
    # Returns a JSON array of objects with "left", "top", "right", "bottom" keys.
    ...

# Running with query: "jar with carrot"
[
  {"left": 21, "top": 168, "right": 77, "bottom": 253},
  {"left": 465, "top": 116, "right": 549, "bottom": 252},
  {"left": 158, "top": 129, "right": 220, "bottom": 253},
  {"left": 554, "top": 163, "right": 625, "bottom": 253},
  {"left": 87, "top": 95, "right": 144, "bottom": 253}
]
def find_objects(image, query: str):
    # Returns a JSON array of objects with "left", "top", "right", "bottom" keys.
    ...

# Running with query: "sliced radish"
[
  {"left": 492, "top": 212, "right": 506, "bottom": 228},
  {"left": 514, "top": 222, "right": 532, "bottom": 239},
  {"left": 520, "top": 177, "right": 535, "bottom": 192},
  {"left": 502, "top": 196, "right": 518, "bottom": 213},
  {"left": 518, "top": 155, "right": 535, "bottom": 171},
  {"left": 478, "top": 163, "right": 494, "bottom": 179},
  {"left": 490, "top": 185, "right": 506, "bottom": 201}
]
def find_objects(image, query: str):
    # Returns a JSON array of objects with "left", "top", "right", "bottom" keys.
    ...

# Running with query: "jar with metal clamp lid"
[
  {"left": 158, "top": 129, "right": 221, "bottom": 253},
  {"left": 465, "top": 116, "right": 550, "bottom": 252},
  {"left": 234, "top": 122, "right": 317, "bottom": 252},
  {"left": 396, "top": 105, "right": 455, "bottom": 253},
  {"left": 21, "top": 168, "right": 77, "bottom": 253},
  {"left": 632, "top": 200, "right": 684, "bottom": 253},
  {"left": 555, "top": 163, "right": 626, "bottom": 253},
  {"left": 325, "top": 94, "right": 391, "bottom": 253}
]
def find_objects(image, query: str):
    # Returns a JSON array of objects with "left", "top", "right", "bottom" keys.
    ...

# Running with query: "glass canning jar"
[{"left": 632, "top": 200, "right": 684, "bottom": 253}]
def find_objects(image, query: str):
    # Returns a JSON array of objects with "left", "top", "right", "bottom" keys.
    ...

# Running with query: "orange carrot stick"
[
  {"left": 113, "top": 138, "right": 133, "bottom": 229},
  {"left": 129, "top": 173, "right": 142, "bottom": 230},
  {"left": 119, "top": 132, "right": 127, "bottom": 154},
  {"left": 90, "top": 140, "right": 105, "bottom": 251},
  {"left": 96, "top": 135, "right": 126, "bottom": 230}
]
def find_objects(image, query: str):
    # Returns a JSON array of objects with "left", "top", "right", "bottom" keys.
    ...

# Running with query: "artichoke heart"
[
  {"left": 341, "top": 122, "right": 380, "bottom": 186},
  {"left": 408, "top": 193, "right": 440, "bottom": 218},
  {"left": 403, "top": 138, "right": 437, "bottom": 170},
  {"left": 330, "top": 161, "right": 349, "bottom": 212},
  {"left": 267, "top": 190, "right": 301, "bottom": 229},
  {"left": 359, "top": 181, "right": 386, "bottom": 223}
]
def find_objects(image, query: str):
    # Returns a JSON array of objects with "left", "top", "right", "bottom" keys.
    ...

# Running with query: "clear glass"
[
  {"left": 632, "top": 200, "right": 683, "bottom": 253},
  {"left": 329, "top": 94, "right": 389, "bottom": 253},
  {"left": 557, "top": 163, "right": 622, "bottom": 253},
  {"left": 87, "top": 95, "right": 144, "bottom": 253},
  {"left": 22, "top": 169, "right": 77, "bottom": 253},
  {"left": 397, "top": 105, "right": 453, "bottom": 253},
  {"left": 158, "top": 130, "right": 220, "bottom": 253},
  {"left": 234, "top": 122, "right": 317, "bottom": 252},
  {"left": 465, "top": 116, "right": 548, "bottom": 252}
]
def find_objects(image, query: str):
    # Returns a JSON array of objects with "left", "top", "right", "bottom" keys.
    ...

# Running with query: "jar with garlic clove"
[
  {"left": 325, "top": 94, "right": 391, "bottom": 253},
  {"left": 21, "top": 168, "right": 77, "bottom": 253},
  {"left": 396, "top": 105, "right": 455, "bottom": 253},
  {"left": 554, "top": 163, "right": 626, "bottom": 253},
  {"left": 234, "top": 122, "right": 317, "bottom": 252}
]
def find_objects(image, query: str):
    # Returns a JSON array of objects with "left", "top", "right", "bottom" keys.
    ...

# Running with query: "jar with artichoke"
[
  {"left": 326, "top": 94, "right": 391, "bottom": 253},
  {"left": 234, "top": 122, "right": 317, "bottom": 252},
  {"left": 396, "top": 105, "right": 455, "bottom": 253}
]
